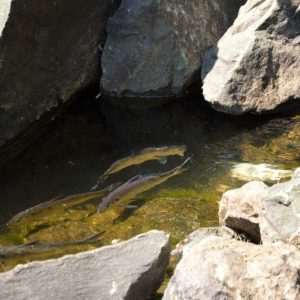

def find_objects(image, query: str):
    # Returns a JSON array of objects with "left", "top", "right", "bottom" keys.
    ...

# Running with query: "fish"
[
  {"left": 231, "top": 163, "right": 293, "bottom": 182},
  {"left": 97, "top": 157, "right": 192, "bottom": 212},
  {"left": 92, "top": 145, "right": 187, "bottom": 190},
  {"left": 0, "top": 232, "right": 104, "bottom": 258},
  {"left": 8, "top": 183, "right": 119, "bottom": 229}
]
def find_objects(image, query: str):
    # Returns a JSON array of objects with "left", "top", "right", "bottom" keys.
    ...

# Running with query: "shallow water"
[{"left": 0, "top": 96, "right": 300, "bottom": 272}]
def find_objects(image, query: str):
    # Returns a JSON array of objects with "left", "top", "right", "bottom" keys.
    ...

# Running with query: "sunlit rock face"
[
  {"left": 0, "top": 231, "right": 170, "bottom": 300},
  {"left": 101, "top": 0, "right": 245, "bottom": 99},
  {"left": 202, "top": 0, "right": 300, "bottom": 115},
  {"left": 219, "top": 181, "right": 268, "bottom": 243},
  {"left": 164, "top": 235, "right": 300, "bottom": 300},
  {"left": 0, "top": 0, "right": 11, "bottom": 35},
  {"left": 260, "top": 178, "right": 300, "bottom": 247},
  {"left": 0, "top": 0, "right": 120, "bottom": 149}
]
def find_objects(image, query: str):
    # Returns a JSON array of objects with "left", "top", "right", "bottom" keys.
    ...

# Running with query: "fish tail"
[
  {"left": 99, "top": 174, "right": 108, "bottom": 181},
  {"left": 90, "top": 181, "right": 100, "bottom": 191},
  {"left": 186, "top": 153, "right": 194, "bottom": 164},
  {"left": 91, "top": 173, "right": 110, "bottom": 191},
  {"left": 90, "top": 176, "right": 107, "bottom": 191},
  {"left": 180, "top": 156, "right": 193, "bottom": 168},
  {"left": 167, "top": 156, "right": 192, "bottom": 174},
  {"left": 81, "top": 231, "right": 105, "bottom": 244}
]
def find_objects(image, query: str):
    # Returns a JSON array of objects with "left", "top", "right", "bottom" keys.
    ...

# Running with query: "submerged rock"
[
  {"left": 219, "top": 181, "right": 268, "bottom": 243},
  {"left": 231, "top": 163, "right": 293, "bottom": 182},
  {"left": 0, "top": 230, "right": 170, "bottom": 300},
  {"left": 101, "top": 0, "right": 245, "bottom": 99},
  {"left": 202, "top": 0, "right": 300, "bottom": 114},
  {"left": 260, "top": 178, "right": 300, "bottom": 247},
  {"left": 164, "top": 235, "right": 300, "bottom": 300},
  {"left": 0, "top": 0, "right": 119, "bottom": 149}
]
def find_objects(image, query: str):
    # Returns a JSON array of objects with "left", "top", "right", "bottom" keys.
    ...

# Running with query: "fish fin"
[
  {"left": 180, "top": 156, "right": 193, "bottom": 167},
  {"left": 106, "top": 182, "right": 122, "bottom": 191},
  {"left": 159, "top": 157, "right": 168, "bottom": 165},
  {"left": 170, "top": 156, "right": 192, "bottom": 173},
  {"left": 20, "top": 240, "right": 39, "bottom": 248},
  {"left": 124, "top": 204, "right": 138, "bottom": 209},
  {"left": 125, "top": 174, "right": 141, "bottom": 184},
  {"left": 90, "top": 181, "right": 100, "bottom": 191}
]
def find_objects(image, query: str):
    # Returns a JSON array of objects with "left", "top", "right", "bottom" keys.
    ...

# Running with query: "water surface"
[{"left": 1, "top": 97, "right": 300, "bottom": 271}]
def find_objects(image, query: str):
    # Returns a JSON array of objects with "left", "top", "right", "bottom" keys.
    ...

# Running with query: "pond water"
[{"left": 0, "top": 95, "right": 300, "bottom": 272}]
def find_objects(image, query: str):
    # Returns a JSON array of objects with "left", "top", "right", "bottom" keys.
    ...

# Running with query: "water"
[{"left": 0, "top": 96, "right": 300, "bottom": 272}]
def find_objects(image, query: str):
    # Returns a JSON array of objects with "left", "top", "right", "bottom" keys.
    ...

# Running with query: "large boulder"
[
  {"left": 202, "top": 0, "right": 300, "bottom": 114},
  {"left": 260, "top": 178, "right": 300, "bottom": 247},
  {"left": 101, "top": 0, "right": 245, "bottom": 99},
  {"left": 163, "top": 235, "right": 300, "bottom": 300},
  {"left": 0, "top": 230, "right": 170, "bottom": 300},
  {"left": 219, "top": 181, "right": 268, "bottom": 243},
  {"left": 0, "top": 0, "right": 120, "bottom": 149}
]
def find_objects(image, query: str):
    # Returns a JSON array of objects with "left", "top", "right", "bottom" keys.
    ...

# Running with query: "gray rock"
[
  {"left": 101, "top": 0, "right": 245, "bottom": 99},
  {"left": 171, "top": 226, "right": 237, "bottom": 258},
  {"left": 219, "top": 181, "right": 268, "bottom": 243},
  {"left": 292, "top": 167, "right": 300, "bottom": 179},
  {"left": 163, "top": 236, "right": 300, "bottom": 300},
  {"left": 260, "top": 179, "right": 300, "bottom": 247},
  {"left": 0, "top": 0, "right": 119, "bottom": 148},
  {"left": 202, "top": 0, "right": 300, "bottom": 115},
  {"left": 0, "top": 0, "right": 10, "bottom": 35},
  {"left": 0, "top": 230, "right": 170, "bottom": 300}
]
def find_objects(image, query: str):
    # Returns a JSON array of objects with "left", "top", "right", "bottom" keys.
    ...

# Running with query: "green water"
[{"left": 0, "top": 98, "right": 300, "bottom": 272}]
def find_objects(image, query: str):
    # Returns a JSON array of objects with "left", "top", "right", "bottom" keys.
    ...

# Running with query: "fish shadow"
[{"left": 113, "top": 198, "right": 147, "bottom": 225}]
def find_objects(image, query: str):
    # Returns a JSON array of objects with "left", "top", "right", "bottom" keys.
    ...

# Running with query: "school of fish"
[{"left": 0, "top": 145, "right": 189, "bottom": 260}]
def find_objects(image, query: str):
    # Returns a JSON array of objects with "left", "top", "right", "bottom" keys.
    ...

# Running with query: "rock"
[
  {"left": 292, "top": 167, "right": 300, "bottom": 179},
  {"left": 202, "top": 0, "right": 300, "bottom": 115},
  {"left": 163, "top": 236, "right": 300, "bottom": 300},
  {"left": 0, "top": 230, "right": 170, "bottom": 300},
  {"left": 0, "top": 0, "right": 120, "bottom": 149},
  {"left": 101, "top": 0, "right": 245, "bottom": 99},
  {"left": 0, "top": 1, "right": 10, "bottom": 34},
  {"left": 260, "top": 179, "right": 300, "bottom": 247},
  {"left": 219, "top": 181, "right": 268, "bottom": 243},
  {"left": 171, "top": 226, "right": 237, "bottom": 258}
]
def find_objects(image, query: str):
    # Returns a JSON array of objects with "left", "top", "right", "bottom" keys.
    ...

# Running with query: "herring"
[
  {"left": 93, "top": 145, "right": 187, "bottom": 187},
  {"left": 97, "top": 157, "right": 191, "bottom": 212},
  {"left": 231, "top": 163, "right": 293, "bottom": 182}
]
